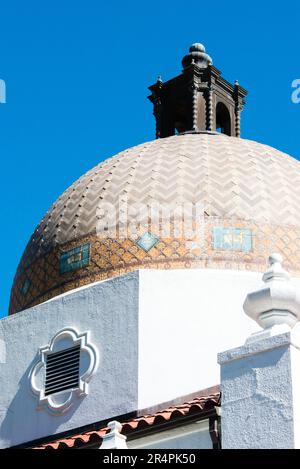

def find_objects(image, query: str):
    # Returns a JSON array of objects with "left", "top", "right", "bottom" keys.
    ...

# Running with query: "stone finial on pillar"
[
  {"left": 243, "top": 253, "right": 300, "bottom": 342},
  {"left": 100, "top": 421, "right": 128, "bottom": 449},
  {"left": 218, "top": 253, "right": 300, "bottom": 449}
]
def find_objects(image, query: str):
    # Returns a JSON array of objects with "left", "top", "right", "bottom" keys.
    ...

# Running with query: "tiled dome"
[{"left": 9, "top": 132, "right": 300, "bottom": 314}]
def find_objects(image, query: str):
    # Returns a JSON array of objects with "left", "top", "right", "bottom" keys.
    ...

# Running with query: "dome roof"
[{"left": 9, "top": 133, "right": 300, "bottom": 314}]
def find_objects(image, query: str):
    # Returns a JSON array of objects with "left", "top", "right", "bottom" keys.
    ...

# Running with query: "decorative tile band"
[
  {"left": 60, "top": 244, "right": 90, "bottom": 274},
  {"left": 10, "top": 219, "right": 300, "bottom": 315}
]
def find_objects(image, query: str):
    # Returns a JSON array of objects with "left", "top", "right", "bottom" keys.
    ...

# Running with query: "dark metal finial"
[{"left": 182, "top": 43, "right": 213, "bottom": 70}]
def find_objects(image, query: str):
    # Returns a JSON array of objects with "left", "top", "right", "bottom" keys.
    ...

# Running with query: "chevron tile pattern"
[{"left": 9, "top": 133, "right": 300, "bottom": 314}]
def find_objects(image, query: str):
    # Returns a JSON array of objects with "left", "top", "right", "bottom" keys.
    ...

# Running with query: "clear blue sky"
[{"left": 0, "top": 0, "right": 299, "bottom": 317}]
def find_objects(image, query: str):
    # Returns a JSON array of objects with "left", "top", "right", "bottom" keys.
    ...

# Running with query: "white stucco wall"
[
  {"left": 219, "top": 332, "right": 300, "bottom": 449},
  {"left": 291, "top": 343, "right": 300, "bottom": 448},
  {"left": 0, "top": 272, "right": 139, "bottom": 448},
  {"left": 2, "top": 267, "right": 300, "bottom": 448},
  {"left": 138, "top": 268, "right": 261, "bottom": 409}
]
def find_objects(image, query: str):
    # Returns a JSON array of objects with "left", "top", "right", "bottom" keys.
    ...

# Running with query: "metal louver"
[{"left": 45, "top": 345, "right": 81, "bottom": 396}]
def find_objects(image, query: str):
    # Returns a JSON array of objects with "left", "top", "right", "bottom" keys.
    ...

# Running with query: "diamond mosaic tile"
[
  {"left": 21, "top": 278, "right": 31, "bottom": 296},
  {"left": 136, "top": 232, "right": 159, "bottom": 252}
]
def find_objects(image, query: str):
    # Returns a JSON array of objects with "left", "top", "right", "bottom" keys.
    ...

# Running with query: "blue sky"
[{"left": 0, "top": 0, "right": 299, "bottom": 317}]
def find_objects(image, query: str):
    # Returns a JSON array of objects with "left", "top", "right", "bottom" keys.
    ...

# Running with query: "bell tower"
[{"left": 148, "top": 43, "right": 247, "bottom": 138}]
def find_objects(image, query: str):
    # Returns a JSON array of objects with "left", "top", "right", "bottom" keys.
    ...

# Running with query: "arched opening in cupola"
[{"left": 216, "top": 102, "right": 231, "bottom": 136}]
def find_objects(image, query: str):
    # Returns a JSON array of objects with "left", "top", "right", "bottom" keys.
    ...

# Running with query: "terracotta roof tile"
[{"left": 33, "top": 392, "right": 220, "bottom": 450}]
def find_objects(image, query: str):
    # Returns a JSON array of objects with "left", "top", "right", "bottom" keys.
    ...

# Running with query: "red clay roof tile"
[{"left": 33, "top": 392, "right": 220, "bottom": 449}]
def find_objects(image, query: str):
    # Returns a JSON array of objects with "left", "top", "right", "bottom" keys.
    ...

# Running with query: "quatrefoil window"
[{"left": 30, "top": 328, "right": 98, "bottom": 414}]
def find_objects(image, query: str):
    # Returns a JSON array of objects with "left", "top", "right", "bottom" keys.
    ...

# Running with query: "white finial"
[
  {"left": 99, "top": 421, "right": 128, "bottom": 449},
  {"left": 243, "top": 253, "right": 300, "bottom": 337},
  {"left": 262, "top": 253, "right": 290, "bottom": 283},
  {"left": 269, "top": 252, "right": 283, "bottom": 263}
]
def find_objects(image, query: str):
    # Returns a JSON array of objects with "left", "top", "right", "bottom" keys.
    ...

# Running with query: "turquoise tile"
[
  {"left": 21, "top": 278, "right": 31, "bottom": 295},
  {"left": 136, "top": 232, "right": 159, "bottom": 252},
  {"left": 60, "top": 243, "right": 90, "bottom": 274},
  {"left": 213, "top": 227, "right": 252, "bottom": 252}
]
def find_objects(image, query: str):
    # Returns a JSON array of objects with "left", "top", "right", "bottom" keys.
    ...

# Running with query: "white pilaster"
[
  {"left": 218, "top": 254, "right": 300, "bottom": 449},
  {"left": 219, "top": 331, "right": 300, "bottom": 448}
]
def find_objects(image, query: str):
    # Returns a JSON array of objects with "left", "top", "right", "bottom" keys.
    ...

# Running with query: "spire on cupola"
[{"left": 148, "top": 43, "right": 247, "bottom": 138}]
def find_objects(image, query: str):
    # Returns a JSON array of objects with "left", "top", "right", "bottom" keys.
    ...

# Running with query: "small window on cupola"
[{"left": 216, "top": 102, "right": 231, "bottom": 136}]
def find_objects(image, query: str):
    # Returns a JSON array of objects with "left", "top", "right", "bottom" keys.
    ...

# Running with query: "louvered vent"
[{"left": 45, "top": 345, "right": 81, "bottom": 396}]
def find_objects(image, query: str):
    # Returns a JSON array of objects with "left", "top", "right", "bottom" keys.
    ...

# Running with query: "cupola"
[{"left": 148, "top": 43, "right": 247, "bottom": 138}]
